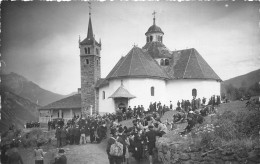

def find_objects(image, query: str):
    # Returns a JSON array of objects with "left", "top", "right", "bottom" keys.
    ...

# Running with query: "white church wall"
[
  {"left": 99, "top": 78, "right": 167, "bottom": 113},
  {"left": 127, "top": 78, "right": 167, "bottom": 110},
  {"left": 166, "top": 79, "right": 220, "bottom": 108}
]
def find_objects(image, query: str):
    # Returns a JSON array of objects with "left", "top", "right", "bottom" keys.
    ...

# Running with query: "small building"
[{"left": 39, "top": 93, "right": 81, "bottom": 123}]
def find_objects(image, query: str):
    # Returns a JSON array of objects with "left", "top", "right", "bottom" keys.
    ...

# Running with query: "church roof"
[
  {"left": 95, "top": 78, "right": 109, "bottom": 88},
  {"left": 80, "top": 16, "right": 101, "bottom": 47},
  {"left": 142, "top": 41, "right": 172, "bottom": 58},
  {"left": 40, "top": 94, "right": 81, "bottom": 110},
  {"left": 145, "top": 24, "right": 164, "bottom": 35},
  {"left": 109, "top": 85, "right": 136, "bottom": 99},
  {"left": 167, "top": 48, "right": 222, "bottom": 81},
  {"left": 106, "top": 46, "right": 169, "bottom": 80}
]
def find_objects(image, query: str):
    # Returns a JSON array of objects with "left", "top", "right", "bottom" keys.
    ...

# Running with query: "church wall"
[
  {"left": 166, "top": 79, "right": 221, "bottom": 108},
  {"left": 99, "top": 78, "right": 167, "bottom": 113}
]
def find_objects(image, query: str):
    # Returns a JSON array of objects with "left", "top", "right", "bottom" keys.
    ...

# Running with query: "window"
[
  {"left": 161, "top": 36, "right": 163, "bottom": 43},
  {"left": 84, "top": 48, "right": 88, "bottom": 54},
  {"left": 146, "top": 36, "right": 149, "bottom": 43},
  {"left": 103, "top": 91, "right": 105, "bottom": 99},
  {"left": 85, "top": 59, "right": 89, "bottom": 64},
  {"left": 87, "top": 47, "right": 90, "bottom": 54},
  {"left": 151, "top": 87, "right": 154, "bottom": 96},
  {"left": 150, "top": 36, "right": 153, "bottom": 42},
  {"left": 160, "top": 59, "right": 164, "bottom": 66},
  {"left": 192, "top": 89, "right": 197, "bottom": 97},
  {"left": 96, "top": 59, "right": 99, "bottom": 66},
  {"left": 165, "top": 59, "right": 169, "bottom": 66},
  {"left": 96, "top": 48, "right": 99, "bottom": 55}
]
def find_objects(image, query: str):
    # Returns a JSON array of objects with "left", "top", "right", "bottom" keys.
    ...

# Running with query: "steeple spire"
[
  {"left": 152, "top": 10, "right": 156, "bottom": 25},
  {"left": 87, "top": 2, "right": 93, "bottom": 39}
]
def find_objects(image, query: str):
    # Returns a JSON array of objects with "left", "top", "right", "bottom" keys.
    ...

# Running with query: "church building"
[{"left": 39, "top": 10, "right": 221, "bottom": 122}]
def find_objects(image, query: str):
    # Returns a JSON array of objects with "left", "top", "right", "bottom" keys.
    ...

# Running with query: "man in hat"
[
  {"left": 54, "top": 149, "right": 67, "bottom": 164},
  {"left": 106, "top": 128, "right": 126, "bottom": 164},
  {"left": 145, "top": 125, "right": 158, "bottom": 164}
]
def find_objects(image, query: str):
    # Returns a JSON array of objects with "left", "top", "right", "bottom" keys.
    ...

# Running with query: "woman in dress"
[{"left": 34, "top": 142, "right": 44, "bottom": 164}]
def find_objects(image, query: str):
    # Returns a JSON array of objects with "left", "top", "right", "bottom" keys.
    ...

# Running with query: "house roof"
[
  {"left": 40, "top": 94, "right": 81, "bottom": 110},
  {"left": 168, "top": 48, "right": 222, "bottom": 81},
  {"left": 106, "top": 46, "right": 169, "bottom": 80},
  {"left": 109, "top": 85, "right": 136, "bottom": 99},
  {"left": 142, "top": 41, "right": 172, "bottom": 58}
]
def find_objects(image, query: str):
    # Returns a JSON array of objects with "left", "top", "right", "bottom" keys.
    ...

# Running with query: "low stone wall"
[{"left": 156, "top": 137, "right": 260, "bottom": 164}]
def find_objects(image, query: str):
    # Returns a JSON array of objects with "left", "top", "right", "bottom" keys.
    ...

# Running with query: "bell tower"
[{"left": 79, "top": 5, "right": 101, "bottom": 115}]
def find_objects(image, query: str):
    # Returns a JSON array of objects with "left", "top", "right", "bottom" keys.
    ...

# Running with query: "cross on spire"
[
  {"left": 152, "top": 10, "right": 156, "bottom": 25},
  {"left": 88, "top": 2, "right": 92, "bottom": 16}
]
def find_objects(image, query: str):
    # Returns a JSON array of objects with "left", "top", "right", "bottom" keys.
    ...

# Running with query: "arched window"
[
  {"left": 84, "top": 48, "right": 88, "bottom": 54},
  {"left": 146, "top": 36, "right": 149, "bottom": 43},
  {"left": 87, "top": 47, "right": 90, "bottom": 54},
  {"left": 150, "top": 36, "right": 153, "bottom": 42},
  {"left": 96, "top": 59, "right": 99, "bottom": 66},
  {"left": 165, "top": 59, "right": 169, "bottom": 66},
  {"left": 192, "top": 88, "right": 197, "bottom": 97},
  {"left": 85, "top": 59, "right": 89, "bottom": 65},
  {"left": 160, "top": 59, "right": 164, "bottom": 66},
  {"left": 151, "top": 87, "right": 155, "bottom": 96},
  {"left": 161, "top": 36, "right": 163, "bottom": 43},
  {"left": 102, "top": 91, "right": 105, "bottom": 99},
  {"left": 96, "top": 48, "right": 99, "bottom": 55}
]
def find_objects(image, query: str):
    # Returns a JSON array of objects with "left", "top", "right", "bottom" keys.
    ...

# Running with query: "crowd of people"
[
  {"left": 25, "top": 121, "right": 40, "bottom": 128},
  {"left": 1, "top": 96, "right": 221, "bottom": 164}
]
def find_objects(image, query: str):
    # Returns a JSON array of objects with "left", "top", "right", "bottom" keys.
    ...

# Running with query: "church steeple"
[
  {"left": 145, "top": 11, "right": 164, "bottom": 43},
  {"left": 87, "top": 8, "right": 94, "bottom": 40},
  {"left": 87, "top": 17, "right": 94, "bottom": 39}
]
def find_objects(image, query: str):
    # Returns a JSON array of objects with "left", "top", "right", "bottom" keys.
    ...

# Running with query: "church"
[{"left": 39, "top": 10, "right": 221, "bottom": 122}]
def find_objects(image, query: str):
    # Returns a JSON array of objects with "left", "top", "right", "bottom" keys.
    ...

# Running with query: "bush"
[{"left": 20, "top": 128, "right": 49, "bottom": 147}]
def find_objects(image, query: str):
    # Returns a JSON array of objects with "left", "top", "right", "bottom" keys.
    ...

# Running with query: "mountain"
[
  {"left": 0, "top": 88, "right": 40, "bottom": 133},
  {"left": 1, "top": 72, "right": 66, "bottom": 106},
  {"left": 221, "top": 69, "right": 260, "bottom": 98}
]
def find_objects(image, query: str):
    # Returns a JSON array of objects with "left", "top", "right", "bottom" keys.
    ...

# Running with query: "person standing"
[
  {"left": 54, "top": 149, "right": 67, "bottom": 164},
  {"left": 106, "top": 128, "right": 126, "bottom": 164},
  {"left": 133, "top": 129, "right": 145, "bottom": 164},
  {"left": 34, "top": 143, "right": 44, "bottom": 164},
  {"left": 6, "top": 142, "right": 24, "bottom": 164},
  {"left": 55, "top": 126, "right": 62, "bottom": 148},
  {"left": 145, "top": 125, "right": 158, "bottom": 164}
]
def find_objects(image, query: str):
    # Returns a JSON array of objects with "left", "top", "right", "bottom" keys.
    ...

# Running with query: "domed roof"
[{"left": 145, "top": 24, "right": 164, "bottom": 36}]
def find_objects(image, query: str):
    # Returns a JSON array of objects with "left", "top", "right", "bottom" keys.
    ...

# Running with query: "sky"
[{"left": 1, "top": 1, "right": 260, "bottom": 95}]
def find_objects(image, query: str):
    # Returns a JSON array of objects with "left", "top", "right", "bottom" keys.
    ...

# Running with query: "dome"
[{"left": 145, "top": 24, "right": 164, "bottom": 36}]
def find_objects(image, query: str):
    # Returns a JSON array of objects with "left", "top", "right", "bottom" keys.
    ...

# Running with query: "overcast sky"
[{"left": 2, "top": 1, "right": 260, "bottom": 95}]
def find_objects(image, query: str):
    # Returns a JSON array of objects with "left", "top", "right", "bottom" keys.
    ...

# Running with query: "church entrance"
[{"left": 114, "top": 98, "right": 128, "bottom": 113}]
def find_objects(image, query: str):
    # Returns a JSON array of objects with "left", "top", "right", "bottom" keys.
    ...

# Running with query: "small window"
[
  {"left": 84, "top": 48, "right": 88, "bottom": 54},
  {"left": 150, "top": 36, "right": 153, "bottom": 42},
  {"left": 192, "top": 88, "right": 197, "bottom": 97},
  {"left": 151, "top": 87, "right": 154, "bottom": 96},
  {"left": 96, "top": 48, "right": 99, "bottom": 55},
  {"left": 87, "top": 47, "right": 90, "bottom": 54},
  {"left": 161, "top": 36, "right": 163, "bottom": 43},
  {"left": 165, "top": 59, "right": 169, "bottom": 66},
  {"left": 103, "top": 91, "right": 105, "bottom": 99},
  {"left": 96, "top": 59, "right": 99, "bottom": 66},
  {"left": 160, "top": 59, "right": 164, "bottom": 66},
  {"left": 146, "top": 36, "right": 149, "bottom": 43},
  {"left": 85, "top": 59, "right": 89, "bottom": 64}
]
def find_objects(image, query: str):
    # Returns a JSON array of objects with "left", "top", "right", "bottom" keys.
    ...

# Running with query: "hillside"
[
  {"left": 1, "top": 72, "right": 66, "bottom": 106},
  {"left": 221, "top": 69, "right": 260, "bottom": 99},
  {"left": 221, "top": 69, "right": 260, "bottom": 91},
  {"left": 0, "top": 89, "right": 40, "bottom": 133}
]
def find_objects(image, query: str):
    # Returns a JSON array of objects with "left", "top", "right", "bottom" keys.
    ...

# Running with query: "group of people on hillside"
[{"left": 106, "top": 111, "right": 168, "bottom": 164}]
